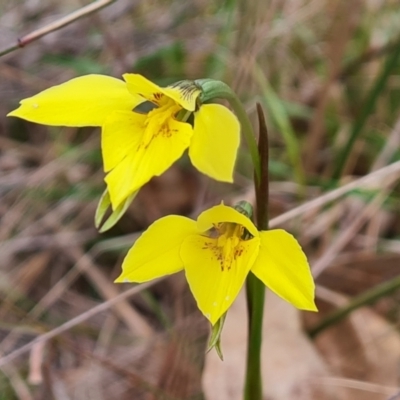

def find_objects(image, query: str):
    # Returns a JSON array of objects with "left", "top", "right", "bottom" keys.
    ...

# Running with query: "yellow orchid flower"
[
  {"left": 8, "top": 74, "right": 240, "bottom": 209},
  {"left": 116, "top": 203, "right": 317, "bottom": 325}
]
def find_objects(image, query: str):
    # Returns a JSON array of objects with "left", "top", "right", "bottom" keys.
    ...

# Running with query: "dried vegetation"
[{"left": 1, "top": 0, "right": 400, "bottom": 399}]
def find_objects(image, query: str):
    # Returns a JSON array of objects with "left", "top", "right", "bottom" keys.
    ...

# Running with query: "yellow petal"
[
  {"left": 251, "top": 230, "right": 317, "bottom": 311},
  {"left": 8, "top": 75, "right": 143, "bottom": 127},
  {"left": 123, "top": 74, "right": 200, "bottom": 111},
  {"left": 196, "top": 204, "right": 258, "bottom": 238},
  {"left": 105, "top": 119, "right": 193, "bottom": 208},
  {"left": 189, "top": 104, "right": 240, "bottom": 182},
  {"left": 123, "top": 73, "right": 164, "bottom": 103},
  {"left": 102, "top": 111, "right": 145, "bottom": 172},
  {"left": 115, "top": 216, "right": 197, "bottom": 283},
  {"left": 181, "top": 234, "right": 260, "bottom": 325},
  {"left": 104, "top": 153, "right": 138, "bottom": 209}
]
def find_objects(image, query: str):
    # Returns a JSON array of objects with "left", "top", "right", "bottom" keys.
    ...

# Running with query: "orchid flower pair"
[{"left": 8, "top": 73, "right": 316, "bottom": 325}]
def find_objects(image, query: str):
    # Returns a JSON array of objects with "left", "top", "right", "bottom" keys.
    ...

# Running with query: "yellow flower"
[
  {"left": 116, "top": 203, "right": 317, "bottom": 325},
  {"left": 8, "top": 74, "right": 240, "bottom": 209}
]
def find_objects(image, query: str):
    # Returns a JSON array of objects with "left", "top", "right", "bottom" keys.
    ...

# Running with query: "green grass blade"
[
  {"left": 332, "top": 43, "right": 400, "bottom": 180},
  {"left": 253, "top": 65, "right": 305, "bottom": 185}
]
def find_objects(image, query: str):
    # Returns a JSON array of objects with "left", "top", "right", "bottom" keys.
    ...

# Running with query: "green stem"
[
  {"left": 244, "top": 104, "right": 269, "bottom": 400},
  {"left": 197, "top": 81, "right": 267, "bottom": 398},
  {"left": 196, "top": 79, "right": 261, "bottom": 182},
  {"left": 309, "top": 275, "right": 400, "bottom": 338},
  {"left": 0, "top": 44, "right": 19, "bottom": 58},
  {"left": 244, "top": 273, "right": 265, "bottom": 399}
]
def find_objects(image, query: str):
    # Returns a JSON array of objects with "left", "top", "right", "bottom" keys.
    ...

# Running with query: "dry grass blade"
[
  {"left": 270, "top": 160, "right": 400, "bottom": 228},
  {"left": 0, "top": 280, "right": 159, "bottom": 368},
  {"left": 65, "top": 246, "right": 154, "bottom": 337},
  {"left": 0, "top": 0, "right": 116, "bottom": 57},
  {"left": 314, "top": 377, "right": 400, "bottom": 397},
  {"left": 312, "top": 181, "right": 395, "bottom": 277}
]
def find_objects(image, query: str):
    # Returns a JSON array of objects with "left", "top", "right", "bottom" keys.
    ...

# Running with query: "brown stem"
[
  {"left": 255, "top": 103, "right": 269, "bottom": 230},
  {"left": 0, "top": 0, "right": 115, "bottom": 58}
]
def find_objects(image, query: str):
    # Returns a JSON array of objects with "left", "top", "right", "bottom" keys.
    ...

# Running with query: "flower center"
[
  {"left": 139, "top": 97, "right": 182, "bottom": 149},
  {"left": 209, "top": 223, "right": 246, "bottom": 271}
]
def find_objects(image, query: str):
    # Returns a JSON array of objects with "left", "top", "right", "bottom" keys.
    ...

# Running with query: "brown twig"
[{"left": 0, "top": 0, "right": 116, "bottom": 58}]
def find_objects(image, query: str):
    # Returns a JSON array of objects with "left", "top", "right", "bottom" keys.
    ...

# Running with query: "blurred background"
[{"left": 1, "top": 0, "right": 400, "bottom": 399}]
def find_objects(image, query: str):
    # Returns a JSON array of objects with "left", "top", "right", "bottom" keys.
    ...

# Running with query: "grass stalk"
[{"left": 244, "top": 103, "right": 269, "bottom": 400}]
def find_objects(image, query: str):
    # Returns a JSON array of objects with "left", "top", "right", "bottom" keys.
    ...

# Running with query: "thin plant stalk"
[
  {"left": 177, "top": 79, "right": 267, "bottom": 398},
  {"left": 244, "top": 103, "right": 269, "bottom": 400},
  {"left": 0, "top": 0, "right": 115, "bottom": 58}
]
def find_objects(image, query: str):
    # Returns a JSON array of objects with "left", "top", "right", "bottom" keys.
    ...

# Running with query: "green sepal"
[
  {"left": 207, "top": 312, "right": 227, "bottom": 360},
  {"left": 95, "top": 189, "right": 138, "bottom": 233}
]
